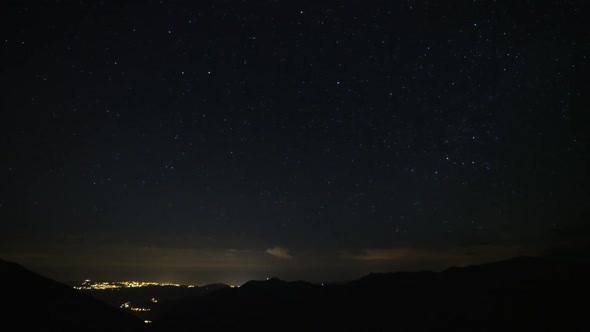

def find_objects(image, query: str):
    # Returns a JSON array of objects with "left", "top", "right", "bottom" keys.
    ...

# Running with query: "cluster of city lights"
[
  {"left": 73, "top": 279, "right": 188, "bottom": 290},
  {"left": 131, "top": 307, "right": 151, "bottom": 312},
  {"left": 120, "top": 301, "right": 151, "bottom": 312}
]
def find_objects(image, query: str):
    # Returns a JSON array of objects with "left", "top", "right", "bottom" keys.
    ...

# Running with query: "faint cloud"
[
  {"left": 345, "top": 248, "right": 461, "bottom": 263},
  {"left": 265, "top": 246, "right": 293, "bottom": 260},
  {"left": 343, "top": 244, "right": 540, "bottom": 267},
  {"left": 227, "top": 248, "right": 255, "bottom": 254},
  {"left": 348, "top": 248, "right": 425, "bottom": 261}
]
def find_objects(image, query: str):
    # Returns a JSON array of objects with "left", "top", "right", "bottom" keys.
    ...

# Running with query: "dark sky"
[{"left": 1, "top": 0, "right": 588, "bottom": 286}]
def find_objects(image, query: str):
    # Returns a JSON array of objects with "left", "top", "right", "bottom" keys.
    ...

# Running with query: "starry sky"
[{"left": 1, "top": 0, "right": 588, "bottom": 286}]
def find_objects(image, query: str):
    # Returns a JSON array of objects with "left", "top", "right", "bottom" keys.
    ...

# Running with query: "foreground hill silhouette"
[
  {"left": 0, "top": 259, "right": 146, "bottom": 331},
  {"left": 2, "top": 256, "right": 588, "bottom": 331},
  {"left": 151, "top": 256, "right": 590, "bottom": 332}
]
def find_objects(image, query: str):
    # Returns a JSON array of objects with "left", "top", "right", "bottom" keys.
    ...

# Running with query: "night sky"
[{"left": 1, "top": 0, "right": 588, "bottom": 286}]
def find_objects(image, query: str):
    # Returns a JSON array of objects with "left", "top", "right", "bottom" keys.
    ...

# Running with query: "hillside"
[
  {"left": 0, "top": 259, "right": 147, "bottom": 331},
  {"left": 152, "top": 256, "right": 590, "bottom": 331}
]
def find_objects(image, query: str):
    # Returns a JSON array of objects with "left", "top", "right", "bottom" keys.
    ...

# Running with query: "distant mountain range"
[
  {"left": 151, "top": 256, "right": 590, "bottom": 331},
  {"left": 2, "top": 256, "right": 589, "bottom": 331}
]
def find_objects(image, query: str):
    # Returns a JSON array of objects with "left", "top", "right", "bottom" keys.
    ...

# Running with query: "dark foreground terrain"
[
  {"left": 2, "top": 256, "right": 589, "bottom": 331},
  {"left": 0, "top": 259, "right": 145, "bottom": 331},
  {"left": 150, "top": 256, "right": 589, "bottom": 331}
]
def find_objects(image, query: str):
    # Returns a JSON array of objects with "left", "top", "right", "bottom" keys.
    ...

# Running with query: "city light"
[
  {"left": 73, "top": 280, "right": 183, "bottom": 290},
  {"left": 131, "top": 307, "right": 151, "bottom": 312}
]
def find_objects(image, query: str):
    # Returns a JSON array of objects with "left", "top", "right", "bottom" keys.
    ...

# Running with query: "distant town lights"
[{"left": 73, "top": 280, "right": 182, "bottom": 290}]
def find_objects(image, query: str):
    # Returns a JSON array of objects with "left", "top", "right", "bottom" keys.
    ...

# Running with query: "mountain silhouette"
[
  {"left": 0, "top": 259, "right": 147, "bottom": 331},
  {"left": 2, "top": 256, "right": 588, "bottom": 331},
  {"left": 151, "top": 256, "right": 590, "bottom": 332}
]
